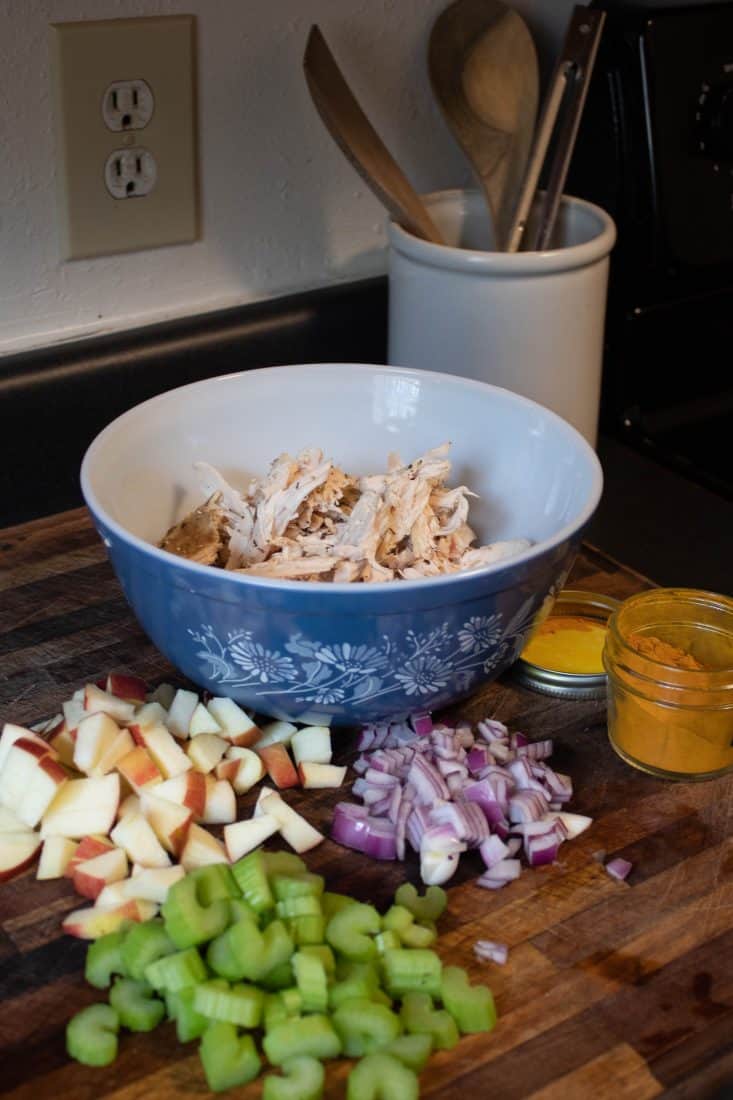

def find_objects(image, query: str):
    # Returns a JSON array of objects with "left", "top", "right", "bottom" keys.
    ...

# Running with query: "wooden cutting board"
[{"left": 1, "top": 508, "right": 732, "bottom": 1099}]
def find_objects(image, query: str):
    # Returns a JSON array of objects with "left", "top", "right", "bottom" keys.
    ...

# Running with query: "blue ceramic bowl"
[{"left": 80, "top": 364, "right": 602, "bottom": 726}]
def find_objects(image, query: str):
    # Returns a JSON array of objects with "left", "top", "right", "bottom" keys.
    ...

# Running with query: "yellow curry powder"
[
  {"left": 521, "top": 615, "right": 608, "bottom": 674},
  {"left": 626, "top": 632, "right": 704, "bottom": 671}
]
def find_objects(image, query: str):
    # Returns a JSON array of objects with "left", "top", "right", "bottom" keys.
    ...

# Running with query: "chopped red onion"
[
  {"left": 508, "top": 790, "right": 550, "bottom": 823},
  {"left": 364, "top": 767, "right": 400, "bottom": 787},
  {"left": 467, "top": 745, "right": 492, "bottom": 774},
  {"left": 549, "top": 811, "right": 592, "bottom": 839},
  {"left": 473, "top": 940, "right": 508, "bottom": 965},
  {"left": 479, "top": 835, "right": 510, "bottom": 869},
  {"left": 476, "top": 718, "right": 509, "bottom": 742},
  {"left": 455, "top": 722, "right": 475, "bottom": 749},
  {"left": 477, "top": 859, "right": 521, "bottom": 889},
  {"left": 510, "top": 732, "right": 528, "bottom": 749},
  {"left": 524, "top": 830, "right": 562, "bottom": 867},
  {"left": 330, "top": 803, "right": 396, "bottom": 860},
  {"left": 409, "top": 712, "right": 433, "bottom": 737},
  {"left": 606, "top": 857, "right": 632, "bottom": 882},
  {"left": 505, "top": 837, "right": 522, "bottom": 858},
  {"left": 408, "top": 754, "right": 450, "bottom": 804}
]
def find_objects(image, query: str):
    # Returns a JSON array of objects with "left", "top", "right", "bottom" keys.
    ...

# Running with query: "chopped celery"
[
  {"left": 394, "top": 883, "right": 447, "bottom": 923},
  {"left": 232, "top": 850, "right": 274, "bottom": 912},
  {"left": 229, "top": 898, "right": 258, "bottom": 924},
  {"left": 263, "top": 1055, "right": 325, "bottom": 1100},
  {"left": 194, "top": 979, "right": 264, "bottom": 1028},
  {"left": 381, "top": 949, "right": 442, "bottom": 998},
  {"left": 329, "top": 962, "right": 380, "bottom": 1010},
  {"left": 85, "top": 929, "right": 128, "bottom": 989},
  {"left": 375, "top": 931, "right": 401, "bottom": 955},
  {"left": 263, "top": 1014, "right": 342, "bottom": 1065},
  {"left": 399, "top": 923, "right": 437, "bottom": 949},
  {"left": 321, "top": 891, "right": 358, "bottom": 920},
  {"left": 441, "top": 966, "right": 497, "bottom": 1034},
  {"left": 299, "top": 944, "right": 336, "bottom": 975},
  {"left": 66, "top": 1003, "right": 120, "bottom": 1067},
  {"left": 260, "top": 960, "right": 295, "bottom": 991},
  {"left": 121, "top": 919, "right": 175, "bottom": 981},
  {"left": 199, "top": 1022, "right": 261, "bottom": 1091},
  {"left": 109, "top": 977, "right": 165, "bottom": 1032},
  {"left": 332, "top": 997, "right": 402, "bottom": 1057},
  {"left": 292, "top": 952, "right": 329, "bottom": 1013},
  {"left": 381, "top": 906, "right": 414, "bottom": 936},
  {"left": 207, "top": 917, "right": 260, "bottom": 981},
  {"left": 162, "top": 875, "right": 230, "bottom": 949},
  {"left": 166, "top": 987, "right": 208, "bottom": 1042},
  {"left": 326, "top": 903, "right": 381, "bottom": 961},
  {"left": 289, "top": 914, "right": 326, "bottom": 946},
  {"left": 277, "top": 895, "right": 322, "bottom": 920},
  {"left": 264, "top": 993, "right": 290, "bottom": 1032},
  {"left": 384, "top": 1033, "right": 433, "bottom": 1072},
  {"left": 400, "top": 992, "right": 459, "bottom": 1050},
  {"left": 262, "top": 851, "right": 307, "bottom": 877},
  {"left": 272, "top": 872, "right": 325, "bottom": 900},
  {"left": 346, "top": 1051, "right": 419, "bottom": 1100},
  {"left": 144, "top": 946, "right": 207, "bottom": 993},
  {"left": 281, "top": 987, "right": 303, "bottom": 1015},
  {"left": 192, "top": 864, "right": 239, "bottom": 904}
]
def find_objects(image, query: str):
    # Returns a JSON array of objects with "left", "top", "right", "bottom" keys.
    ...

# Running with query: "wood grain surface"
[{"left": 1, "top": 509, "right": 732, "bottom": 1099}]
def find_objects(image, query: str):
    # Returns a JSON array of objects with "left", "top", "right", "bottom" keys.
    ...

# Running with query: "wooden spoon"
[
  {"left": 429, "top": 0, "right": 539, "bottom": 250},
  {"left": 304, "top": 25, "right": 445, "bottom": 245}
]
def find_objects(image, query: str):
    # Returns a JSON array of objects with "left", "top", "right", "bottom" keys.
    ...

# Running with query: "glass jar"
[{"left": 604, "top": 588, "right": 733, "bottom": 780}]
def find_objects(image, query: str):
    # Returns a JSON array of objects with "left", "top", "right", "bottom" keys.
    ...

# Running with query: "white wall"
[{"left": 0, "top": 0, "right": 577, "bottom": 353}]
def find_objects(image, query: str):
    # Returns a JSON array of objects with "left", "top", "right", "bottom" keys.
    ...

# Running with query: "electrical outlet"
[{"left": 51, "top": 16, "right": 198, "bottom": 259}]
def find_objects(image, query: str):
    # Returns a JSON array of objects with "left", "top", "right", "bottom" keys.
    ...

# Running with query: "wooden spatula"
[{"left": 304, "top": 25, "right": 445, "bottom": 245}]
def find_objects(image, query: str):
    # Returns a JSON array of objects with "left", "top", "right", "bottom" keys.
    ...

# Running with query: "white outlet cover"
[
  {"left": 105, "top": 147, "right": 157, "bottom": 199},
  {"left": 102, "top": 79, "right": 155, "bottom": 132},
  {"left": 51, "top": 15, "right": 198, "bottom": 259}
]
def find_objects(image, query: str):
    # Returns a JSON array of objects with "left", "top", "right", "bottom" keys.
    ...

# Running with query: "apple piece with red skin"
[
  {"left": 206, "top": 697, "right": 263, "bottom": 747},
  {"left": 116, "top": 746, "right": 164, "bottom": 792},
  {"left": 119, "top": 864, "right": 185, "bottom": 904},
  {"left": 37, "top": 835, "right": 78, "bottom": 880},
  {"left": 180, "top": 823, "right": 228, "bottom": 871},
  {"left": 73, "top": 712, "right": 120, "bottom": 775},
  {"left": 139, "top": 791, "right": 193, "bottom": 856},
  {"left": 0, "top": 739, "right": 68, "bottom": 828},
  {"left": 154, "top": 772, "right": 207, "bottom": 820},
  {"left": 255, "top": 790, "right": 324, "bottom": 853},
  {"left": 110, "top": 811, "right": 171, "bottom": 868},
  {"left": 47, "top": 718, "right": 77, "bottom": 769},
  {"left": 73, "top": 847, "right": 129, "bottom": 900},
  {"left": 297, "top": 762, "right": 347, "bottom": 789},
  {"left": 95, "top": 880, "right": 131, "bottom": 909},
  {"left": 83, "top": 683, "right": 136, "bottom": 724},
  {"left": 256, "top": 721, "right": 298, "bottom": 749},
  {"left": 216, "top": 747, "right": 266, "bottom": 795},
  {"left": 0, "top": 830, "right": 42, "bottom": 882},
  {"left": 0, "top": 722, "right": 49, "bottom": 773},
  {"left": 166, "top": 689, "right": 199, "bottom": 739},
  {"left": 136, "top": 724, "right": 191, "bottom": 779},
  {"left": 187, "top": 733, "right": 229, "bottom": 774},
  {"left": 127, "top": 702, "right": 168, "bottom": 745},
  {"left": 92, "top": 728, "right": 135, "bottom": 777},
  {"left": 117, "top": 793, "right": 142, "bottom": 820},
  {"left": 62, "top": 899, "right": 158, "bottom": 939},
  {"left": 291, "top": 725, "right": 332, "bottom": 766},
  {"left": 65, "top": 834, "right": 116, "bottom": 877},
  {"left": 224, "top": 814, "right": 279, "bottom": 862},
  {"left": 62, "top": 699, "right": 85, "bottom": 741},
  {"left": 188, "top": 703, "right": 222, "bottom": 737},
  {"left": 41, "top": 773, "right": 120, "bottom": 840},
  {"left": 105, "top": 673, "right": 147, "bottom": 705},
  {"left": 257, "top": 743, "right": 299, "bottom": 790},
  {"left": 201, "top": 777, "right": 236, "bottom": 825}
]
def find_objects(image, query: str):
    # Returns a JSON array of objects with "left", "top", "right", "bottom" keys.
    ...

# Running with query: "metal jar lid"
[{"left": 512, "top": 589, "right": 621, "bottom": 701}]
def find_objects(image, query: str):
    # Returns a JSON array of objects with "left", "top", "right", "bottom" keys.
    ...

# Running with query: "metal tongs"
[{"left": 505, "top": 6, "right": 605, "bottom": 253}]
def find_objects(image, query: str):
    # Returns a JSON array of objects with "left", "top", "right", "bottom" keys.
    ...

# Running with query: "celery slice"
[
  {"left": 232, "top": 850, "right": 274, "bottom": 912},
  {"left": 289, "top": 914, "right": 326, "bottom": 946},
  {"left": 292, "top": 952, "right": 329, "bottom": 1013},
  {"left": 326, "top": 903, "right": 381, "bottom": 961},
  {"left": 440, "top": 965, "right": 497, "bottom": 1034},
  {"left": 85, "top": 929, "right": 128, "bottom": 989},
  {"left": 375, "top": 931, "right": 401, "bottom": 955},
  {"left": 194, "top": 979, "right": 264, "bottom": 1028},
  {"left": 166, "top": 987, "right": 209, "bottom": 1042},
  {"left": 272, "top": 872, "right": 325, "bottom": 900},
  {"left": 260, "top": 960, "right": 295, "bottom": 991},
  {"left": 264, "top": 1055, "right": 325, "bottom": 1100},
  {"left": 263, "top": 851, "right": 307, "bottom": 877},
  {"left": 109, "top": 977, "right": 166, "bottom": 1032},
  {"left": 321, "top": 891, "right": 358, "bottom": 920},
  {"left": 384, "top": 1032, "right": 433, "bottom": 1071},
  {"left": 299, "top": 944, "right": 336, "bottom": 975},
  {"left": 394, "top": 883, "right": 447, "bottom": 923},
  {"left": 346, "top": 1051, "right": 419, "bottom": 1100},
  {"left": 332, "top": 997, "right": 402, "bottom": 1057},
  {"left": 207, "top": 917, "right": 260, "bottom": 981},
  {"left": 199, "top": 1022, "right": 261, "bottom": 1091},
  {"left": 276, "top": 895, "right": 322, "bottom": 920},
  {"left": 191, "top": 864, "right": 239, "bottom": 904},
  {"left": 162, "top": 875, "right": 230, "bottom": 949},
  {"left": 121, "top": 919, "right": 175, "bottom": 981},
  {"left": 144, "top": 946, "right": 208, "bottom": 993},
  {"left": 263, "top": 1014, "right": 342, "bottom": 1065},
  {"left": 381, "top": 949, "right": 442, "bottom": 998},
  {"left": 400, "top": 991, "right": 458, "bottom": 1050},
  {"left": 399, "top": 923, "right": 437, "bottom": 949},
  {"left": 229, "top": 897, "right": 258, "bottom": 924},
  {"left": 66, "top": 1003, "right": 120, "bottom": 1067},
  {"left": 381, "top": 906, "right": 414, "bottom": 935}
]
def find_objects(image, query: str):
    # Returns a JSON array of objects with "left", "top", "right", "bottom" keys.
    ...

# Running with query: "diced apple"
[
  {"left": 66, "top": 834, "right": 116, "bottom": 877},
  {"left": 30, "top": 713, "right": 62, "bottom": 735},
  {"left": 187, "top": 733, "right": 228, "bottom": 774},
  {"left": 155, "top": 772, "right": 207, "bottom": 820},
  {"left": 62, "top": 899, "right": 158, "bottom": 939},
  {"left": 92, "top": 728, "right": 135, "bottom": 777},
  {"left": 147, "top": 682, "right": 176, "bottom": 711},
  {"left": 135, "top": 723, "right": 192, "bottom": 779},
  {"left": 291, "top": 725, "right": 333, "bottom": 766},
  {"left": 48, "top": 719, "right": 77, "bottom": 769},
  {"left": 105, "top": 673, "right": 147, "bottom": 704},
  {"left": 37, "top": 836, "right": 77, "bottom": 880},
  {"left": 83, "top": 683, "right": 136, "bottom": 724},
  {"left": 297, "top": 762, "right": 346, "bottom": 789},
  {"left": 116, "top": 746, "right": 164, "bottom": 792},
  {"left": 257, "top": 743, "right": 299, "bottom": 789},
  {"left": 110, "top": 811, "right": 171, "bottom": 868},
  {"left": 95, "top": 881, "right": 131, "bottom": 909},
  {"left": 73, "top": 687, "right": 86, "bottom": 702},
  {"left": 139, "top": 791, "right": 192, "bottom": 856},
  {"left": 73, "top": 712, "right": 120, "bottom": 775},
  {"left": 41, "top": 774, "right": 119, "bottom": 839},
  {"left": 118, "top": 794, "right": 142, "bottom": 820},
  {"left": 206, "top": 697, "right": 263, "bottom": 747},
  {"left": 216, "top": 747, "right": 265, "bottom": 795},
  {"left": 0, "top": 830, "right": 42, "bottom": 881},
  {"left": 180, "top": 823, "right": 228, "bottom": 870},
  {"left": 127, "top": 701, "right": 168, "bottom": 744},
  {"left": 223, "top": 814, "right": 279, "bottom": 862},
  {"left": 119, "top": 864, "right": 185, "bottom": 904},
  {"left": 0, "top": 740, "right": 68, "bottom": 827},
  {"left": 0, "top": 807, "right": 27, "bottom": 833},
  {"left": 256, "top": 720, "right": 298, "bottom": 749},
  {"left": 189, "top": 703, "right": 222, "bottom": 737},
  {"left": 0, "top": 722, "right": 49, "bottom": 773},
  {"left": 166, "top": 689, "right": 199, "bottom": 739},
  {"left": 62, "top": 698, "right": 86, "bottom": 738},
  {"left": 201, "top": 777, "right": 236, "bottom": 825},
  {"left": 73, "top": 847, "right": 129, "bottom": 900},
  {"left": 256, "top": 790, "right": 324, "bottom": 853}
]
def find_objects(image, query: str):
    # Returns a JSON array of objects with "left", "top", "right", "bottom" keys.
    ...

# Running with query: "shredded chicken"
[{"left": 158, "top": 445, "right": 531, "bottom": 582}]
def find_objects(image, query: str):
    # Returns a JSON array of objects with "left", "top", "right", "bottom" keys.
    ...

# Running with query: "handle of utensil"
[{"left": 504, "top": 6, "right": 605, "bottom": 253}]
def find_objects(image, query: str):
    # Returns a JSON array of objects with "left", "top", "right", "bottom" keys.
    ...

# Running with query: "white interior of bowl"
[{"left": 82, "top": 363, "right": 602, "bottom": 584}]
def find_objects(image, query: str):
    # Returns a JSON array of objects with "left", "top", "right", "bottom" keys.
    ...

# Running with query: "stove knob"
[{"left": 696, "top": 82, "right": 733, "bottom": 163}]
